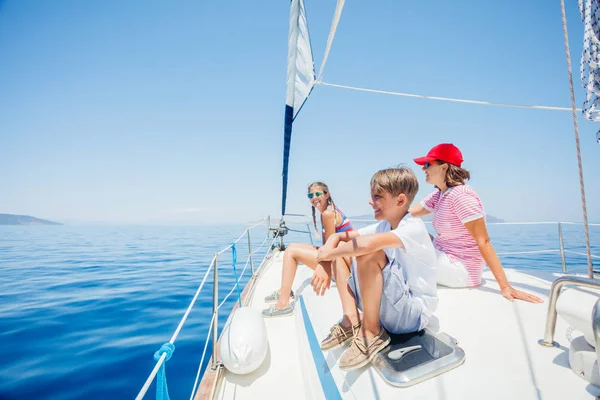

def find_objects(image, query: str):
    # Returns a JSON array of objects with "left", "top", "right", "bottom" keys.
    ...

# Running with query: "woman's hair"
[
  {"left": 308, "top": 181, "right": 337, "bottom": 234},
  {"left": 441, "top": 162, "right": 471, "bottom": 187}
]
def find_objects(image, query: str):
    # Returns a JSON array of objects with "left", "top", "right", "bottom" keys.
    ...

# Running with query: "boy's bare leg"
[
  {"left": 355, "top": 250, "right": 388, "bottom": 338},
  {"left": 332, "top": 257, "right": 360, "bottom": 328},
  {"left": 276, "top": 243, "right": 318, "bottom": 308}
]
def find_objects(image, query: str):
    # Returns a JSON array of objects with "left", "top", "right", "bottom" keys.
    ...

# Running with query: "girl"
[{"left": 262, "top": 181, "right": 354, "bottom": 317}]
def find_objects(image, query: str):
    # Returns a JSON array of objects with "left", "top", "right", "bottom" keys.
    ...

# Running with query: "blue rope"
[
  {"left": 153, "top": 342, "right": 175, "bottom": 400},
  {"left": 231, "top": 243, "right": 242, "bottom": 307}
]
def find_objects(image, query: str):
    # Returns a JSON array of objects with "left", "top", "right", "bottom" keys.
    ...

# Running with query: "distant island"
[
  {"left": 0, "top": 214, "right": 62, "bottom": 226},
  {"left": 350, "top": 213, "right": 505, "bottom": 223}
]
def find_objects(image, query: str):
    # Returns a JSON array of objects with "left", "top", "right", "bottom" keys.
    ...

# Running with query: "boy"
[{"left": 312, "top": 167, "right": 438, "bottom": 371}]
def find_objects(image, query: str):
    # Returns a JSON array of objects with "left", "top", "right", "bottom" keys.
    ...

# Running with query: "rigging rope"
[
  {"left": 561, "top": 0, "right": 594, "bottom": 278},
  {"left": 317, "top": 81, "right": 582, "bottom": 111}
]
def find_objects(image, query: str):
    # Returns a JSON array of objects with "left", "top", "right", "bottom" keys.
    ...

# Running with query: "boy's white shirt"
[{"left": 357, "top": 215, "right": 438, "bottom": 320}]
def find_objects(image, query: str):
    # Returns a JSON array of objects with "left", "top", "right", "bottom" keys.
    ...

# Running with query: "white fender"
[{"left": 220, "top": 307, "right": 268, "bottom": 375}]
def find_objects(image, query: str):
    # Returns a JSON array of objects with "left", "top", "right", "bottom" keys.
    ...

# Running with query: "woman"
[
  {"left": 262, "top": 181, "right": 354, "bottom": 317},
  {"left": 409, "top": 143, "right": 543, "bottom": 303}
]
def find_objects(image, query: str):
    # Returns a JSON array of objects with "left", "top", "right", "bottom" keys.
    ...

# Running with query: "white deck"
[{"left": 215, "top": 251, "right": 600, "bottom": 400}]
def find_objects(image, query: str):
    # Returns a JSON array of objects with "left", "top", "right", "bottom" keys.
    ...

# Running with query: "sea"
[{"left": 0, "top": 221, "right": 598, "bottom": 400}]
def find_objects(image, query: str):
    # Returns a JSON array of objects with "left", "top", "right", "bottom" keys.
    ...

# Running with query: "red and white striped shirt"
[{"left": 421, "top": 185, "right": 485, "bottom": 286}]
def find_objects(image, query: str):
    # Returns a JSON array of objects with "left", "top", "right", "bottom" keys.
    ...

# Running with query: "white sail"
[{"left": 286, "top": 0, "right": 315, "bottom": 119}]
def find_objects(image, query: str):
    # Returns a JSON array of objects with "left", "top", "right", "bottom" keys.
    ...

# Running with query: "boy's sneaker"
[
  {"left": 264, "top": 289, "right": 295, "bottom": 304},
  {"left": 339, "top": 327, "right": 391, "bottom": 371},
  {"left": 261, "top": 304, "right": 294, "bottom": 318},
  {"left": 320, "top": 321, "right": 361, "bottom": 351}
]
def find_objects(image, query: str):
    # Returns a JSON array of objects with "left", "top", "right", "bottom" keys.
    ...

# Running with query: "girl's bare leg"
[{"left": 276, "top": 243, "right": 319, "bottom": 308}]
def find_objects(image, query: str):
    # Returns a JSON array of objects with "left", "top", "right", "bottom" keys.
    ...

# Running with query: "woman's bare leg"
[{"left": 275, "top": 243, "right": 318, "bottom": 308}]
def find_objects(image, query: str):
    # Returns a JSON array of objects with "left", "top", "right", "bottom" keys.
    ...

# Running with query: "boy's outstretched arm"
[
  {"left": 321, "top": 230, "right": 360, "bottom": 252},
  {"left": 317, "top": 232, "right": 403, "bottom": 263}
]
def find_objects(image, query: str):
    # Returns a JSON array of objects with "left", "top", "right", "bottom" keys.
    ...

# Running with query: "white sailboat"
[{"left": 136, "top": 1, "right": 600, "bottom": 399}]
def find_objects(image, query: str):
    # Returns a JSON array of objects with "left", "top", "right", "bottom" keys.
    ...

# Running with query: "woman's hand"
[{"left": 501, "top": 285, "right": 544, "bottom": 303}]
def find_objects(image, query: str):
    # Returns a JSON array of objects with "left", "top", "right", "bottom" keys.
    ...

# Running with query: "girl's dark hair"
[{"left": 308, "top": 182, "right": 337, "bottom": 235}]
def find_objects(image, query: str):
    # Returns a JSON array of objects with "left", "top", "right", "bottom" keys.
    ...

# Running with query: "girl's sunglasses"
[{"left": 307, "top": 191, "right": 327, "bottom": 199}]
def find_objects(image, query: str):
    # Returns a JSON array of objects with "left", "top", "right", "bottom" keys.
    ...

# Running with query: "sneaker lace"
[
  {"left": 352, "top": 336, "right": 369, "bottom": 355},
  {"left": 330, "top": 324, "right": 349, "bottom": 342},
  {"left": 351, "top": 321, "right": 361, "bottom": 337}
]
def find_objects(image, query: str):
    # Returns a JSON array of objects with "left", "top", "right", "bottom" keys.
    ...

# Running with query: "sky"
[{"left": 0, "top": 0, "right": 599, "bottom": 225}]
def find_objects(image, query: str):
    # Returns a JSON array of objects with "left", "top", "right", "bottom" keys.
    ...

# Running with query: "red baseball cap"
[{"left": 413, "top": 143, "right": 464, "bottom": 167}]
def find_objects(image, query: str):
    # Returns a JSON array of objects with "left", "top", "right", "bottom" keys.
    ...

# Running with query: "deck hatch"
[{"left": 372, "top": 329, "right": 465, "bottom": 387}]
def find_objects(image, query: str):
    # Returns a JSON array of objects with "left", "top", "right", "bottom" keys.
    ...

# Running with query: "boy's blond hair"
[{"left": 370, "top": 166, "right": 419, "bottom": 204}]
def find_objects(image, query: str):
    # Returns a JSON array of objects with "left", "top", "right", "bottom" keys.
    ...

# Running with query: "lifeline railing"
[
  {"left": 134, "top": 214, "right": 315, "bottom": 400},
  {"left": 135, "top": 216, "right": 277, "bottom": 400},
  {"left": 283, "top": 213, "right": 315, "bottom": 247},
  {"left": 491, "top": 222, "right": 599, "bottom": 274}
]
